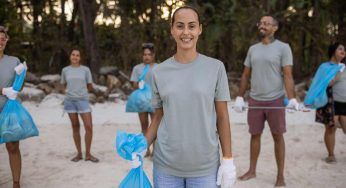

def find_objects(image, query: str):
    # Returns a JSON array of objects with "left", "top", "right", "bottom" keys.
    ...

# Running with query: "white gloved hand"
[
  {"left": 339, "top": 63, "right": 345, "bottom": 73},
  {"left": 2, "top": 87, "right": 18, "bottom": 100},
  {"left": 130, "top": 150, "right": 146, "bottom": 169},
  {"left": 234, "top": 96, "right": 245, "bottom": 113},
  {"left": 287, "top": 98, "right": 299, "bottom": 113},
  {"left": 216, "top": 158, "right": 236, "bottom": 188},
  {"left": 14, "top": 61, "right": 28, "bottom": 75}
]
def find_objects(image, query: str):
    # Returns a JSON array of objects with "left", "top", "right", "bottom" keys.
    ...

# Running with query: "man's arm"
[
  {"left": 237, "top": 66, "right": 251, "bottom": 97},
  {"left": 283, "top": 65, "right": 296, "bottom": 99}
]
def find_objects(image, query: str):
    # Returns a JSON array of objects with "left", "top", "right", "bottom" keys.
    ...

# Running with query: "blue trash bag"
[
  {"left": 115, "top": 131, "right": 152, "bottom": 188},
  {"left": 126, "top": 84, "right": 154, "bottom": 113},
  {"left": 304, "top": 62, "right": 341, "bottom": 109},
  {"left": 126, "top": 64, "right": 154, "bottom": 113},
  {"left": 0, "top": 67, "right": 39, "bottom": 144}
]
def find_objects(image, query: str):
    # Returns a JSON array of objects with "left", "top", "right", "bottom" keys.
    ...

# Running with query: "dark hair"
[
  {"left": 0, "top": 26, "right": 9, "bottom": 38},
  {"left": 142, "top": 43, "right": 154, "bottom": 53},
  {"left": 171, "top": 6, "right": 201, "bottom": 26},
  {"left": 69, "top": 48, "right": 81, "bottom": 56},
  {"left": 328, "top": 42, "right": 342, "bottom": 59},
  {"left": 261, "top": 15, "right": 279, "bottom": 26}
]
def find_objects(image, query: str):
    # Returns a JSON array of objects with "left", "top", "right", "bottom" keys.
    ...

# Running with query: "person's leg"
[
  {"left": 153, "top": 167, "right": 185, "bottom": 188},
  {"left": 271, "top": 133, "right": 285, "bottom": 187},
  {"left": 6, "top": 141, "right": 21, "bottom": 188},
  {"left": 339, "top": 115, "right": 346, "bottom": 134},
  {"left": 68, "top": 113, "right": 82, "bottom": 161},
  {"left": 324, "top": 124, "right": 337, "bottom": 163},
  {"left": 139, "top": 112, "right": 151, "bottom": 156},
  {"left": 238, "top": 134, "right": 261, "bottom": 181},
  {"left": 186, "top": 171, "right": 219, "bottom": 188},
  {"left": 80, "top": 112, "right": 99, "bottom": 162}
]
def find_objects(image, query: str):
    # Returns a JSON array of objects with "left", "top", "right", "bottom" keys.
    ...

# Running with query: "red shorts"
[{"left": 247, "top": 96, "right": 286, "bottom": 135}]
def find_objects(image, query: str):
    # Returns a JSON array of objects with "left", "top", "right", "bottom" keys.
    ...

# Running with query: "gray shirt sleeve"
[
  {"left": 281, "top": 44, "right": 293, "bottom": 67},
  {"left": 130, "top": 66, "right": 139, "bottom": 82},
  {"left": 215, "top": 63, "right": 231, "bottom": 101},
  {"left": 60, "top": 69, "right": 66, "bottom": 84},
  {"left": 151, "top": 72, "right": 162, "bottom": 108},
  {"left": 86, "top": 67, "right": 93, "bottom": 84},
  {"left": 244, "top": 47, "right": 252, "bottom": 68}
]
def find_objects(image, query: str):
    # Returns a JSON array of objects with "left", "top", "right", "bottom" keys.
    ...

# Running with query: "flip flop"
[
  {"left": 324, "top": 156, "right": 337, "bottom": 164},
  {"left": 85, "top": 156, "right": 99, "bottom": 163},
  {"left": 71, "top": 156, "right": 83, "bottom": 162}
]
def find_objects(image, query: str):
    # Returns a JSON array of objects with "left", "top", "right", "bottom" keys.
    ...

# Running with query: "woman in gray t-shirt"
[
  {"left": 0, "top": 26, "right": 22, "bottom": 188},
  {"left": 60, "top": 49, "right": 99, "bottom": 163},
  {"left": 142, "top": 6, "right": 236, "bottom": 188}
]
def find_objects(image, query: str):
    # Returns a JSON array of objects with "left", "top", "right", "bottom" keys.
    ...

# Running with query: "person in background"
[
  {"left": 0, "top": 25, "right": 24, "bottom": 188},
  {"left": 61, "top": 48, "right": 99, "bottom": 163},
  {"left": 235, "top": 15, "right": 299, "bottom": 187},
  {"left": 130, "top": 43, "right": 157, "bottom": 157}
]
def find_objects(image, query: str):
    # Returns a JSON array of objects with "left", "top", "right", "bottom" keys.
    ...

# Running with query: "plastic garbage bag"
[
  {"left": 0, "top": 64, "right": 39, "bottom": 144},
  {"left": 126, "top": 64, "right": 154, "bottom": 113},
  {"left": 115, "top": 131, "right": 152, "bottom": 188},
  {"left": 304, "top": 62, "right": 341, "bottom": 109}
]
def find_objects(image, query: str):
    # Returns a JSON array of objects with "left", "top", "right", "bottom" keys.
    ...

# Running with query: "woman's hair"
[
  {"left": 171, "top": 6, "right": 201, "bottom": 26},
  {"left": 69, "top": 48, "right": 81, "bottom": 56},
  {"left": 142, "top": 43, "right": 155, "bottom": 53},
  {"left": 0, "top": 26, "right": 9, "bottom": 39},
  {"left": 328, "top": 42, "right": 342, "bottom": 59}
]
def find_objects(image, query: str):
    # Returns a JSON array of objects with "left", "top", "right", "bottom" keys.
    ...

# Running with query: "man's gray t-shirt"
[
  {"left": 244, "top": 40, "right": 293, "bottom": 101},
  {"left": 130, "top": 63, "right": 157, "bottom": 88},
  {"left": 60, "top": 65, "right": 93, "bottom": 100},
  {"left": 0, "top": 55, "right": 20, "bottom": 111},
  {"left": 151, "top": 54, "right": 230, "bottom": 177},
  {"left": 333, "top": 70, "right": 346, "bottom": 102}
]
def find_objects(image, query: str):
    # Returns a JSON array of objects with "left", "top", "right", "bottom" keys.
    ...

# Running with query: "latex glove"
[
  {"left": 234, "top": 96, "right": 245, "bottom": 113},
  {"left": 339, "top": 63, "right": 345, "bottom": 73},
  {"left": 2, "top": 87, "right": 18, "bottom": 100},
  {"left": 14, "top": 61, "right": 27, "bottom": 75},
  {"left": 138, "top": 80, "right": 145, "bottom": 89},
  {"left": 216, "top": 158, "right": 236, "bottom": 188},
  {"left": 287, "top": 98, "right": 299, "bottom": 113},
  {"left": 130, "top": 150, "right": 146, "bottom": 169}
]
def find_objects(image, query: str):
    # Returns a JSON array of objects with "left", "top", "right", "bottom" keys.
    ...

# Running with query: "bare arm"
[
  {"left": 145, "top": 108, "right": 163, "bottom": 146},
  {"left": 283, "top": 66, "right": 296, "bottom": 99},
  {"left": 87, "top": 83, "right": 93, "bottom": 92},
  {"left": 237, "top": 66, "right": 251, "bottom": 97},
  {"left": 215, "top": 101, "right": 232, "bottom": 158},
  {"left": 132, "top": 81, "right": 139, "bottom": 89}
]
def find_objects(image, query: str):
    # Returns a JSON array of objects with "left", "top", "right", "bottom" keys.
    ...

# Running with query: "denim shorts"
[
  {"left": 64, "top": 99, "right": 91, "bottom": 114},
  {"left": 153, "top": 166, "right": 219, "bottom": 188}
]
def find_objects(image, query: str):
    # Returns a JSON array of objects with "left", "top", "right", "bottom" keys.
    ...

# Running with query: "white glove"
[
  {"left": 130, "top": 150, "right": 146, "bottom": 169},
  {"left": 234, "top": 96, "right": 245, "bottom": 113},
  {"left": 287, "top": 98, "right": 299, "bottom": 113},
  {"left": 339, "top": 63, "right": 345, "bottom": 73},
  {"left": 2, "top": 87, "right": 18, "bottom": 100},
  {"left": 14, "top": 61, "right": 27, "bottom": 75},
  {"left": 216, "top": 158, "right": 236, "bottom": 188}
]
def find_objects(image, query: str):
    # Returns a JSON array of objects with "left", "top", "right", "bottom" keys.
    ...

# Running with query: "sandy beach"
[{"left": 0, "top": 99, "right": 345, "bottom": 188}]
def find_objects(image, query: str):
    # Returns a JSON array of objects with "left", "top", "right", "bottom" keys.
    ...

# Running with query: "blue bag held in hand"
[
  {"left": 304, "top": 62, "right": 341, "bottom": 109},
  {"left": 126, "top": 64, "right": 154, "bottom": 113},
  {"left": 116, "top": 131, "right": 152, "bottom": 188},
  {"left": 0, "top": 63, "right": 39, "bottom": 144}
]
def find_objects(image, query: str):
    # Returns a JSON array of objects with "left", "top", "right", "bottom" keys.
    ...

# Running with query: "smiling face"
[
  {"left": 69, "top": 50, "right": 81, "bottom": 65},
  {"left": 171, "top": 8, "right": 202, "bottom": 51},
  {"left": 257, "top": 16, "right": 278, "bottom": 38},
  {"left": 0, "top": 32, "right": 8, "bottom": 52}
]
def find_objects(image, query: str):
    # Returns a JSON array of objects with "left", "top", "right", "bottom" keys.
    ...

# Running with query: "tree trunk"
[{"left": 78, "top": 0, "right": 100, "bottom": 79}]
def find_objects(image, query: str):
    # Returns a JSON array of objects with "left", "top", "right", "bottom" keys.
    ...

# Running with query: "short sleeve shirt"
[
  {"left": 333, "top": 70, "right": 346, "bottom": 102},
  {"left": 130, "top": 63, "right": 157, "bottom": 88},
  {"left": 244, "top": 40, "right": 293, "bottom": 101},
  {"left": 0, "top": 55, "right": 20, "bottom": 111},
  {"left": 151, "top": 54, "right": 230, "bottom": 177},
  {"left": 61, "top": 65, "right": 93, "bottom": 100}
]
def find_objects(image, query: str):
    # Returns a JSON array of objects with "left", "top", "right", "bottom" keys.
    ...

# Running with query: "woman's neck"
[
  {"left": 0, "top": 51, "right": 4, "bottom": 59},
  {"left": 330, "top": 57, "right": 340, "bottom": 64},
  {"left": 70, "top": 63, "right": 80, "bottom": 67},
  {"left": 174, "top": 48, "right": 198, "bottom": 64}
]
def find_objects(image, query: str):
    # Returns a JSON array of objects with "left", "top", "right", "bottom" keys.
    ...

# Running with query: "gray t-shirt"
[
  {"left": 244, "top": 40, "right": 293, "bottom": 101},
  {"left": 61, "top": 65, "right": 93, "bottom": 100},
  {"left": 151, "top": 54, "right": 230, "bottom": 177},
  {"left": 333, "top": 70, "right": 346, "bottom": 102},
  {"left": 0, "top": 55, "right": 20, "bottom": 111},
  {"left": 130, "top": 63, "right": 157, "bottom": 88}
]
